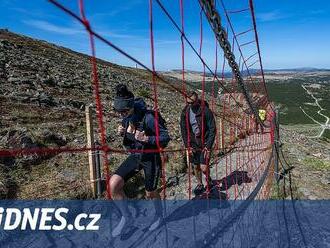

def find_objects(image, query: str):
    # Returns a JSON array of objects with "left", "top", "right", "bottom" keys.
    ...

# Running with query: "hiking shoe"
[
  {"left": 112, "top": 215, "right": 133, "bottom": 237},
  {"left": 193, "top": 184, "right": 206, "bottom": 196}
]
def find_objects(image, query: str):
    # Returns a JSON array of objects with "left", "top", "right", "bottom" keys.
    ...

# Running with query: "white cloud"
[
  {"left": 97, "top": 30, "right": 142, "bottom": 39},
  {"left": 23, "top": 18, "right": 148, "bottom": 45},
  {"left": 257, "top": 11, "right": 287, "bottom": 22},
  {"left": 155, "top": 40, "right": 180, "bottom": 45},
  {"left": 310, "top": 9, "right": 326, "bottom": 15},
  {"left": 91, "top": 0, "right": 144, "bottom": 18},
  {"left": 23, "top": 20, "right": 84, "bottom": 35}
]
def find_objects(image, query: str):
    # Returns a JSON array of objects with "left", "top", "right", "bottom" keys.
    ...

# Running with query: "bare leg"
[
  {"left": 109, "top": 175, "right": 132, "bottom": 217},
  {"left": 146, "top": 190, "right": 162, "bottom": 216},
  {"left": 145, "top": 190, "right": 160, "bottom": 199},
  {"left": 146, "top": 190, "right": 163, "bottom": 231},
  {"left": 201, "top": 164, "right": 212, "bottom": 188},
  {"left": 194, "top": 165, "right": 203, "bottom": 185},
  {"left": 110, "top": 174, "right": 126, "bottom": 200},
  {"left": 109, "top": 175, "right": 132, "bottom": 237}
]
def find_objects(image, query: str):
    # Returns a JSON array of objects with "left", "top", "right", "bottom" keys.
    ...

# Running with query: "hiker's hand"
[
  {"left": 117, "top": 125, "right": 125, "bottom": 136},
  {"left": 127, "top": 124, "right": 135, "bottom": 134},
  {"left": 135, "top": 130, "right": 149, "bottom": 143}
]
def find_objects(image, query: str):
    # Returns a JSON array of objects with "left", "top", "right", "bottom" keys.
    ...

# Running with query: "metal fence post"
[{"left": 94, "top": 141, "right": 102, "bottom": 199}]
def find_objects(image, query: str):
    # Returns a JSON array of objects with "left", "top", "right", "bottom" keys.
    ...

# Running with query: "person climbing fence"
[{"left": 109, "top": 84, "right": 171, "bottom": 236}]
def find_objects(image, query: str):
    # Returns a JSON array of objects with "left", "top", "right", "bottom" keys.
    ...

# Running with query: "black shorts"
[{"left": 114, "top": 153, "right": 161, "bottom": 192}]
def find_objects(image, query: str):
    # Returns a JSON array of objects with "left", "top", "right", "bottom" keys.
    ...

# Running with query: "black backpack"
[
  {"left": 142, "top": 110, "right": 169, "bottom": 148},
  {"left": 144, "top": 110, "right": 167, "bottom": 127}
]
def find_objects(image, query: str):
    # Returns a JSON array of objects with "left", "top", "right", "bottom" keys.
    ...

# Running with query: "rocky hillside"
[
  {"left": 0, "top": 29, "right": 190, "bottom": 199},
  {"left": 1, "top": 30, "right": 328, "bottom": 201},
  {"left": 277, "top": 125, "right": 330, "bottom": 199}
]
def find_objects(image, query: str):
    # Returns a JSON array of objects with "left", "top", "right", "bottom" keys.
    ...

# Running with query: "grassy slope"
[{"left": 267, "top": 76, "right": 330, "bottom": 139}]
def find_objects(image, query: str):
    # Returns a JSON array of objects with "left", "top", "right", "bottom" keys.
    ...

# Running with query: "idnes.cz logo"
[{"left": 0, "top": 207, "right": 101, "bottom": 231}]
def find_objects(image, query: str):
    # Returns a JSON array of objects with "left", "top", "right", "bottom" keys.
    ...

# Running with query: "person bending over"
[{"left": 110, "top": 84, "right": 170, "bottom": 236}]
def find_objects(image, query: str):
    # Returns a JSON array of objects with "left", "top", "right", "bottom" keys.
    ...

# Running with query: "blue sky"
[{"left": 1, "top": 0, "right": 329, "bottom": 70}]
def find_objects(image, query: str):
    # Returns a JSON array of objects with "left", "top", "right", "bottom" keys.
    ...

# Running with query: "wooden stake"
[
  {"left": 219, "top": 118, "right": 223, "bottom": 150},
  {"left": 86, "top": 105, "right": 96, "bottom": 198}
]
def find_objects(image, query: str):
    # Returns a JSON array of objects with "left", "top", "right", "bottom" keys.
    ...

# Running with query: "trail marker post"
[{"left": 86, "top": 105, "right": 97, "bottom": 198}]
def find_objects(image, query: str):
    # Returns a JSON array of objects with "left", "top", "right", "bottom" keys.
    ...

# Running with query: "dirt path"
[
  {"left": 165, "top": 132, "right": 272, "bottom": 200},
  {"left": 300, "top": 84, "right": 330, "bottom": 138}
]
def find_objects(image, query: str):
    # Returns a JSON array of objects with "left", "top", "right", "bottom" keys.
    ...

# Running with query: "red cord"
[
  {"left": 78, "top": 0, "right": 111, "bottom": 199},
  {"left": 149, "top": 0, "right": 166, "bottom": 198},
  {"left": 1, "top": 0, "right": 277, "bottom": 202}
]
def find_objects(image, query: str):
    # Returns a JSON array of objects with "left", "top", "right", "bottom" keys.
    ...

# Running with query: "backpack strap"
[{"left": 142, "top": 110, "right": 153, "bottom": 134}]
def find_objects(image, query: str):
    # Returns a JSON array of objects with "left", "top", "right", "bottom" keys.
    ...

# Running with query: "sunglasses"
[
  {"left": 187, "top": 98, "right": 198, "bottom": 105},
  {"left": 187, "top": 94, "right": 197, "bottom": 104}
]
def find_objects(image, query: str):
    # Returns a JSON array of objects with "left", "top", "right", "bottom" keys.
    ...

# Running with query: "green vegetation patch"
[
  {"left": 322, "top": 129, "right": 330, "bottom": 140},
  {"left": 136, "top": 88, "right": 151, "bottom": 99},
  {"left": 303, "top": 157, "right": 330, "bottom": 171},
  {"left": 267, "top": 78, "right": 330, "bottom": 126}
]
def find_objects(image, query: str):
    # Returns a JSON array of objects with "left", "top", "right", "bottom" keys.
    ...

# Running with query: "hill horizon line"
[{"left": 1, "top": 28, "right": 329, "bottom": 73}]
